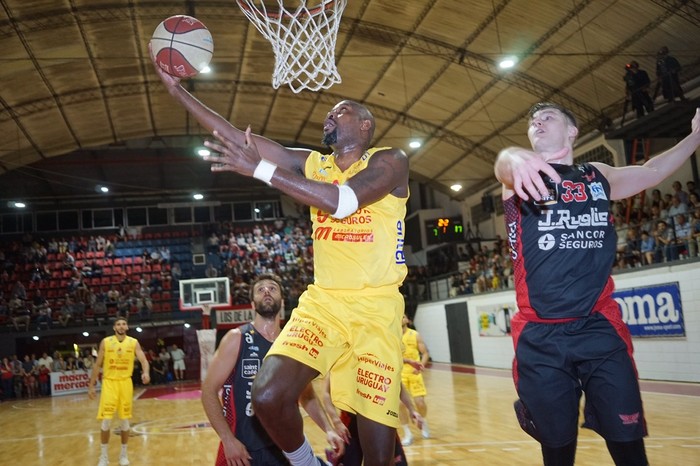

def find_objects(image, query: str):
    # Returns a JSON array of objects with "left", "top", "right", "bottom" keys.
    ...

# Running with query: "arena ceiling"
[{"left": 0, "top": 0, "right": 698, "bottom": 210}]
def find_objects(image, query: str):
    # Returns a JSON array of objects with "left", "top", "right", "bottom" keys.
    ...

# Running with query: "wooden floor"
[{"left": 1, "top": 365, "right": 699, "bottom": 465}]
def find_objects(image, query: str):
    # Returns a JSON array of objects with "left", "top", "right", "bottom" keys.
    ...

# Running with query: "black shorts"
[{"left": 512, "top": 311, "right": 647, "bottom": 447}]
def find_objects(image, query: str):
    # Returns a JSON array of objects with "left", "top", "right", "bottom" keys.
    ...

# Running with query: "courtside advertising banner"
[
  {"left": 50, "top": 370, "right": 100, "bottom": 396},
  {"left": 613, "top": 282, "right": 685, "bottom": 338}
]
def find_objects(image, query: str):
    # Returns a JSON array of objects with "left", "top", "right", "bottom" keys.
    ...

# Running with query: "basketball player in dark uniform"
[
  {"left": 201, "top": 274, "right": 342, "bottom": 465},
  {"left": 495, "top": 103, "right": 700, "bottom": 466}
]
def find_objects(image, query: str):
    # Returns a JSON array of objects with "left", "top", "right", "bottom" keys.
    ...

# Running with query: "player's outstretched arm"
[
  {"left": 205, "top": 129, "right": 408, "bottom": 218},
  {"left": 593, "top": 108, "right": 700, "bottom": 201},
  {"left": 148, "top": 44, "right": 306, "bottom": 172}
]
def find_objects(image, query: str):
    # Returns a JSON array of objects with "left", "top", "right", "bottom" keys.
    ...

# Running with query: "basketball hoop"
[{"left": 236, "top": 0, "right": 347, "bottom": 93}]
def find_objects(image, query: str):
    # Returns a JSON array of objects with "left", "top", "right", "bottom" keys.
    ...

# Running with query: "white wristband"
[
  {"left": 333, "top": 184, "right": 359, "bottom": 219},
  {"left": 253, "top": 159, "right": 277, "bottom": 185}
]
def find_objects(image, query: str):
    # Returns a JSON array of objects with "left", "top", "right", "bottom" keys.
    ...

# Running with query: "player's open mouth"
[{"left": 323, "top": 120, "right": 335, "bottom": 132}]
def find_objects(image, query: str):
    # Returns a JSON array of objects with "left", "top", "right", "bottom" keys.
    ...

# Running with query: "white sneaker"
[
  {"left": 119, "top": 454, "right": 130, "bottom": 466},
  {"left": 421, "top": 422, "right": 430, "bottom": 439},
  {"left": 401, "top": 433, "right": 413, "bottom": 446},
  {"left": 97, "top": 456, "right": 109, "bottom": 466}
]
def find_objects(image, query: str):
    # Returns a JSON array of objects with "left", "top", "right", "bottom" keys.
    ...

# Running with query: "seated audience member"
[
  {"left": 151, "top": 357, "right": 166, "bottom": 385},
  {"left": 10, "top": 298, "right": 30, "bottom": 331},
  {"left": 51, "top": 353, "right": 66, "bottom": 373},
  {"left": 653, "top": 220, "right": 676, "bottom": 262},
  {"left": 33, "top": 291, "right": 52, "bottom": 330},
  {"left": 11, "top": 280, "right": 27, "bottom": 301},
  {"left": 690, "top": 207, "right": 700, "bottom": 258},
  {"left": 639, "top": 230, "right": 656, "bottom": 265},
  {"left": 65, "top": 355, "right": 80, "bottom": 371},
  {"left": 674, "top": 213, "right": 692, "bottom": 258},
  {"left": 58, "top": 296, "right": 76, "bottom": 327},
  {"left": 137, "top": 281, "right": 153, "bottom": 320},
  {"left": 667, "top": 194, "right": 688, "bottom": 219},
  {"left": 82, "top": 349, "right": 95, "bottom": 374}
]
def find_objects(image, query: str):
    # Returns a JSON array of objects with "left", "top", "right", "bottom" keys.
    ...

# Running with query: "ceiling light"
[
  {"left": 136, "top": 326, "right": 143, "bottom": 333},
  {"left": 100, "top": 186, "right": 109, "bottom": 193},
  {"left": 499, "top": 57, "right": 517, "bottom": 69},
  {"left": 193, "top": 193, "right": 204, "bottom": 200},
  {"left": 409, "top": 140, "right": 421, "bottom": 149},
  {"left": 33, "top": 335, "right": 39, "bottom": 341},
  {"left": 197, "top": 148, "right": 210, "bottom": 157},
  {"left": 184, "top": 323, "right": 191, "bottom": 328},
  {"left": 12, "top": 201, "right": 26, "bottom": 208},
  {"left": 82, "top": 331, "right": 89, "bottom": 337},
  {"left": 450, "top": 184, "right": 463, "bottom": 192}
]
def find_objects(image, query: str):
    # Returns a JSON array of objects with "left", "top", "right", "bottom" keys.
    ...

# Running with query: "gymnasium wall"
[{"left": 414, "top": 260, "right": 700, "bottom": 383}]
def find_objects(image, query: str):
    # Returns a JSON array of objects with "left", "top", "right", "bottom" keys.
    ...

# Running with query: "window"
[
  {"left": 214, "top": 204, "right": 232, "bottom": 222},
  {"left": 127, "top": 207, "right": 148, "bottom": 226},
  {"left": 36, "top": 212, "right": 57, "bottom": 232},
  {"left": 173, "top": 206, "right": 192, "bottom": 224},
  {"left": 148, "top": 207, "right": 168, "bottom": 225},
  {"left": 58, "top": 211, "right": 79, "bottom": 231},
  {"left": 233, "top": 202, "right": 253, "bottom": 221},
  {"left": 93, "top": 209, "right": 115, "bottom": 228},
  {"left": 193, "top": 205, "right": 210, "bottom": 223},
  {"left": 254, "top": 201, "right": 277, "bottom": 220},
  {"left": 1, "top": 213, "right": 19, "bottom": 233}
]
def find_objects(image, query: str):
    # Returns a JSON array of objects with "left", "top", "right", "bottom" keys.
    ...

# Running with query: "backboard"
[{"left": 179, "top": 277, "right": 231, "bottom": 311}]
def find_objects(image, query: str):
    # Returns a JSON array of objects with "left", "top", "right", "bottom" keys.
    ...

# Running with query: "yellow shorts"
[
  {"left": 267, "top": 284, "right": 404, "bottom": 428},
  {"left": 97, "top": 378, "right": 133, "bottom": 420},
  {"left": 401, "top": 368, "right": 427, "bottom": 398}
]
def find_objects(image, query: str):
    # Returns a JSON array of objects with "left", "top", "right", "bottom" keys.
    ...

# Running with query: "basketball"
[{"left": 150, "top": 15, "right": 214, "bottom": 78}]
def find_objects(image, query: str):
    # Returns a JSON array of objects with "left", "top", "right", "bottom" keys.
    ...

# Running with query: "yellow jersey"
[
  {"left": 305, "top": 147, "right": 408, "bottom": 290},
  {"left": 102, "top": 335, "right": 137, "bottom": 380},
  {"left": 402, "top": 328, "right": 420, "bottom": 363}
]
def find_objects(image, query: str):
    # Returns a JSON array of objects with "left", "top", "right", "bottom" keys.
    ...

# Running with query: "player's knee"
[
  {"left": 101, "top": 419, "right": 112, "bottom": 431},
  {"left": 121, "top": 419, "right": 130, "bottom": 432},
  {"left": 251, "top": 378, "right": 284, "bottom": 417}
]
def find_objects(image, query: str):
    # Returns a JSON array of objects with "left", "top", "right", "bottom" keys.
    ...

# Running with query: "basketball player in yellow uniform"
[
  {"left": 89, "top": 317, "right": 150, "bottom": 466},
  {"left": 152, "top": 52, "right": 409, "bottom": 466},
  {"left": 399, "top": 314, "right": 430, "bottom": 446}
]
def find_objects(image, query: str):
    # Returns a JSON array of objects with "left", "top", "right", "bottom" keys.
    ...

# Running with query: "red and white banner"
[{"left": 50, "top": 370, "right": 99, "bottom": 396}]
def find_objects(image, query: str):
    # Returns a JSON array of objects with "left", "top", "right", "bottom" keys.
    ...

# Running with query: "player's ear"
[
  {"left": 360, "top": 119, "right": 372, "bottom": 132},
  {"left": 567, "top": 124, "right": 578, "bottom": 141}
]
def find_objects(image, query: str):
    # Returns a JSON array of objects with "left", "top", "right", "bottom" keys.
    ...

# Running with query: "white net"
[{"left": 236, "top": 0, "right": 347, "bottom": 93}]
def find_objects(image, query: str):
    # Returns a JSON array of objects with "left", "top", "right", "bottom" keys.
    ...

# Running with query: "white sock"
[
  {"left": 121, "top": 444, "right": 128, "bottom": 455},
  {"left": 101, "top": 444, "right": 108, "bottom": 456},
  {"left": 403, "top": 424, "right": 412, "bottom": 437},
  {"left": 283, "top": 437, "right": 318, "bottom": 466}
]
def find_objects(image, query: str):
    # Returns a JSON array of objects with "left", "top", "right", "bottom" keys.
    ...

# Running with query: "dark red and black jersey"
[
  {"left": 504, "top": 163, "right": 617, "bottom": 320},
  {"left": 216, "top": 323, "right": 275, "bottom": 465}
]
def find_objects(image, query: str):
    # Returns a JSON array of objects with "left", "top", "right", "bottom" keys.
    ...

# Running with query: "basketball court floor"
[{"left": 1, "top": 364, "right": 698, "bottom": 465}]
